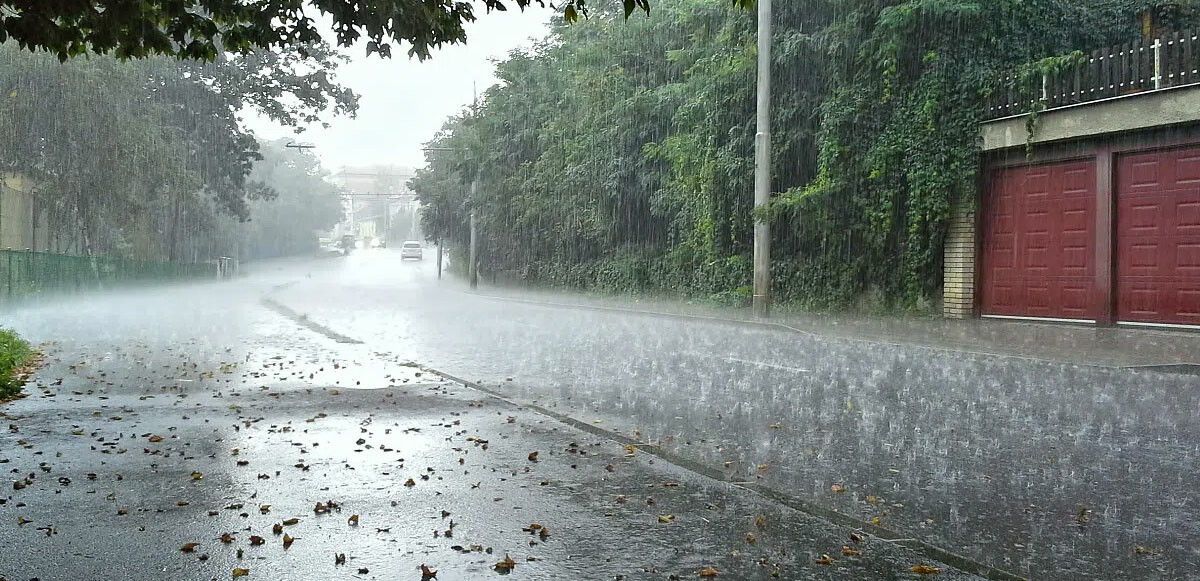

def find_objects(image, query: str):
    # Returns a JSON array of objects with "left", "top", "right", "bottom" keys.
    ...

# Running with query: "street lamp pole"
[
  {"left": 468, "top": 178, "right": 479, "bottom": 290},
  {"left": 752, "top": 0, "right": 773, "bottom": 317}
]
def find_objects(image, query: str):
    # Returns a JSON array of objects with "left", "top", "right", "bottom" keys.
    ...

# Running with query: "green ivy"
[{"left": 413, "top": 0, "right": 1196, "bottom": 311}]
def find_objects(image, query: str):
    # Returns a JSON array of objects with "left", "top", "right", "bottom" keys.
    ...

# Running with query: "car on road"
[{"left": 400, "top": 241, "right": 423, "bottom": 260}]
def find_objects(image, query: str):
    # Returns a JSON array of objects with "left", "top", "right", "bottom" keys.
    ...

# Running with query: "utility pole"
[
  {"left": 436, "top": 238, "right": 444, "bottom": 279},
  {"left": 752, "top": 0, "right": 772, "bottom": 317},
  {"left": 468, "top": 178, "right": 479, "bottom": 290}
]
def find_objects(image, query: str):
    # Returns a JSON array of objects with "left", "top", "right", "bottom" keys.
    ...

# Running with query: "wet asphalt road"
[
  {"left": 0, "top": 258, "right": 979, "bottom": 580},
  {"left": 261, "top": 249, "right": 1200, "bottom": 581}
]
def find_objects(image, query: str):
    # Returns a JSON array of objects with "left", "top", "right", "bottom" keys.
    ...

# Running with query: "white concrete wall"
[{"left": 982, "top": 84, "right": 1200, "bottom": 151}]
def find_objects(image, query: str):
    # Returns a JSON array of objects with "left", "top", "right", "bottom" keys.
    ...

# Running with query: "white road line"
[{"left": 723, "top": 357, "right": 810, "bottom": 373}]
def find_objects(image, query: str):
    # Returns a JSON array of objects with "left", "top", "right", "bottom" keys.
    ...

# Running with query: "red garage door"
[
  {"left": 1117, "top": 146, "right": 1200, "bottom": 326},
  {"left": 981, "top": 161, "right": 1097, "bottom": 320}
]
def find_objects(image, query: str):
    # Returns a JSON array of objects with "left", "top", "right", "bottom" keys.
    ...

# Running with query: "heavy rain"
[{"left": 0, "top": 2, "right": 1198, "bottom": 581}]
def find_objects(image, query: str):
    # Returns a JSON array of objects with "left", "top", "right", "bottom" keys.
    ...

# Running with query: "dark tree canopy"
[{"left": 0, "top": 0, "right": 752, "bottom": 62}]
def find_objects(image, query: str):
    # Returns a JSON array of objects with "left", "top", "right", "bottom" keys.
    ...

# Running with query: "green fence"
[{"left": 0, "top": 250, "right": 215, "bottom": 300}]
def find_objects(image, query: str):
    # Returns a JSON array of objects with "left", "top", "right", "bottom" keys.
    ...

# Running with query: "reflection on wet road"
[
  {"left": 0, "top": 255, "right": 983, "bottom": 580},
  {"left": 274, "top": 249, "right": 1200, "bottom": 581}
]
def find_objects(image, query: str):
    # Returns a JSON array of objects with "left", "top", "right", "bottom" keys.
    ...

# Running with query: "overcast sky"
[{"left": 244, "top": 9, "right": 551, "bottom": 173}]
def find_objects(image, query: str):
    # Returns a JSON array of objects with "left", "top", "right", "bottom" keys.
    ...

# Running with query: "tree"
[
  {"left": 0, "top": 0, "right": 751, "bottom": 62},
  {"left": 242, "top": 139, "right": 344, "bottom": 259},
  {"left": 0, "top": 40, "right": 357, "bottom": 260},
  {"left": 413, "top": 0, "right": 1198, "bottom": 309}
]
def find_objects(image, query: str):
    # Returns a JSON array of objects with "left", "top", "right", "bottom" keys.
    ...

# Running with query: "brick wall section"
[{"left": 943, "top": 203, "right": 976, "bottom": 319}]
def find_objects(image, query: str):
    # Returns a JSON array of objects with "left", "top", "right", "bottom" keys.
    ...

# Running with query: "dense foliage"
[
  {"left": 241, "top": 140, "right": 346, "bottom": 260},
  {"left": 0, "top": 327, "right": 32, "bottom": 399},
  {"left": 0, "top": 43, "right": 352, "bottom": 262},
  {"left": 414, "top": 0, "right": 1197, "bottom": 310},
  {"left": 0, "top": 0, "right": 749, "bottom": 62}
]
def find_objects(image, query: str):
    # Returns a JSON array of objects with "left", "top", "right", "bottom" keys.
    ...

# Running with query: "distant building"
[{"left": 326, "top": 165, "right": 419, "bottom": 243}]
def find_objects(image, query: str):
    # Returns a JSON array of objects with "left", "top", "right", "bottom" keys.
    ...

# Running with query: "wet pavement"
[
  {"left": 260, "top": 249, "right": 1200, "bottom": 581},
  {"left": 0, "top": 265, "right": 980, "bottom": 580}
]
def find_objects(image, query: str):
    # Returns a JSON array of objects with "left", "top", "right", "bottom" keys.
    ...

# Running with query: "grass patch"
[{"left": 0, "top": 328, "right": 34, "bottom": 401}]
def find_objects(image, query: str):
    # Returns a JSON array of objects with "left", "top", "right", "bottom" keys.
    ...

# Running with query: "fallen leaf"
[
  {"left": 405, "top": 478, "right": 416, "bottom": 487},
  {"left": 191, "top": 471, "right": 204, "bottom": 481},
  {"left": 148, "top": 435, "right": 163, "bottom": 443},
  {"left": 1134, "top": 545, "right": 1155, "bottom": 555},
  {"left": 249, "top": 535, "right": 265, "bottom": 546},
  {"left": 232, "top": 568, "right": 249, "bottom": 578},
  {"left": 494, "top": 554, "right": 516, "bottom": 572},
  {"left": 283, "top": 533, "right": 294, "bottom": 548},
  {"left": 347, "top": 514, "right": 359, "bottom": 526},
  {"left": 421, "top": 564, "right": 438, "bottom": 579},
  {"left": 657, "top": 514, "right": 675, "bottom": 523},
  {"left": 815, "top": 554, "right": 834, "bottom": 565},
  {"left": 272, "top": 523, "right": 283, "bottom": 535},
  {"left": 17, "top": 516, "right": 31, "bottom": 525},
  {"left": 911, "top": 565, "right": 942, "bottom": 575},
  {"left": 698, "top": 566, "right": 719, "bottom": 577},
  {"left": 334, "top": 553, "right": 346, "bottom": 565},
  {"left": 180, "top": 542, "right": 200, "bottom": 553},
  {"left": 754, "top": 515, "right": 767, "bottom": 528},
  {"left": 258, "top": 505, "right": 270, "bottom": 514},
  {"left": 849, "top": 532, "right": 865, "bottom": 544},
  {"left": 842, "top": 546, "right": 861, "bottom": 556},
  {"left": 745, "top": 532, "right": 757, "bottom": 543},
  {"left": 830, "top": 484, "right": 845, "bottom": 493},
  {"left": 220, "top": 533, "right": 235, "bottom": 544},
  {"left": 282, "top": 517, "right": 300, "bottom": 526}
]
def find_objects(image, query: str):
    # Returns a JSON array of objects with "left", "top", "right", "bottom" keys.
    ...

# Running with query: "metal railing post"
[{"left": 1153, "top": 38, "right": 1162, "bottom": 89}]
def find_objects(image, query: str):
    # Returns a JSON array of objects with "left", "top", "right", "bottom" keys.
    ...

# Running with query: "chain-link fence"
[{"left": 0, "top": 250, "right": 216, "bottom": 300}]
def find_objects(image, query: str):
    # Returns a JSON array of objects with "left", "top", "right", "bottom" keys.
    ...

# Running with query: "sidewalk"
[{"left": 472, "top": 284, "right": 1200, "bottom": 369}]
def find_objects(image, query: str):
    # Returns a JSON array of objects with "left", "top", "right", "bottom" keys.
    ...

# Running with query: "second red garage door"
[
  {"left": 981, "top": 160, "right": 1098, "bottom": 321},
  {"left": 1116, "top": 146, "right": 1200, "bottom": 326}
]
